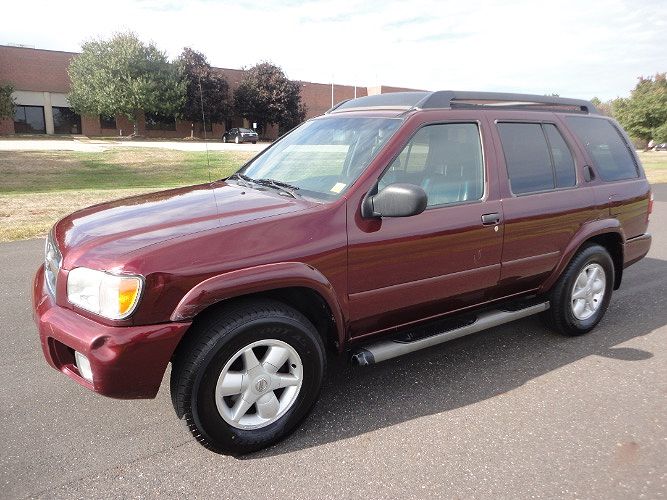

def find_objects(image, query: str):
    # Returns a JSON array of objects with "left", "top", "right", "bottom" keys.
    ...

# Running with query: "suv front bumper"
[{"left": 33, "top": 265, "right": 191, "bottom": 399}]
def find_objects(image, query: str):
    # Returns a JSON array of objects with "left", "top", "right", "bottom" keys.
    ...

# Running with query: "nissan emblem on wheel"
[{"left": 32, "top": 91, "right": 652, "bottom": 455}]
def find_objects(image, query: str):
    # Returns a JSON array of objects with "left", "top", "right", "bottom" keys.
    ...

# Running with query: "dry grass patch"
[{"left": 0, "top": 188, "right": 159, "bottom": 242}]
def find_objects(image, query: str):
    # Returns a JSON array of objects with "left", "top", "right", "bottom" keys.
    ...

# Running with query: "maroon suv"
[{"left": 33, "top": 91, "right": 652, "bottom": 454}]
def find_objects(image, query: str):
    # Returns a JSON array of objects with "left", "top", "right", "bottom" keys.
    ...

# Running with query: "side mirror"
[{"left": 362, "top": 183, "right": 428, "bottom": 218}]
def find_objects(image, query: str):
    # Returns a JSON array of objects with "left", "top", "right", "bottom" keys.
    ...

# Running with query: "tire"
[
  {"left": 170, "top": 299, "right": 326, "bottom": 455},
  {"left": 222, "top": 136, "right": 227, "bottom": 143},
  {"left": 234, "top": 136, "right": 239, "bottom": 144},
  {"left": 252, "top": 141, "right": 257, "bottom": 144},
  {"left": 542, "top": 244, "right": 614, "bottom": 336}
]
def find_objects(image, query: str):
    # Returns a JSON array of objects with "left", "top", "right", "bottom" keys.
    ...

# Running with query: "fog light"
[{"left": 75, "top": 351, "right": 93, "bottom": 382}]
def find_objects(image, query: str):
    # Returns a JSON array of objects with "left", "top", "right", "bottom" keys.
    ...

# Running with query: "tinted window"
[
  {"left": 498, "top": 123, "right": 554, "bottom": 194},
  {"left": 379, "top": 123, "right": 484, "bottom": 207},
  {"left": 145, "top": 112, "right": 176, "bottom": 131},
  {"left": 13, "top": 105, "right": 46, "bottom": 134},
  {"left": 100, "top": 115, "right": 117, "bottom": 129},
  {"left": 52, "top": 107, "right": 81, "bottom": 134},
  {"left": 566, "top": 116, "right": 638, "bottom": 181},
  {"left": 543, "top": 124, "right": 576, "bottom": 187}
]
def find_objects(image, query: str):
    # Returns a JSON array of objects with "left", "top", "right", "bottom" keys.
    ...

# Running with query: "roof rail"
[
  {"left": 326, "top": 92, "right": 429, "bottom": 114},
  {"left": 327, "top": 90, "right": 598, "bottom": 115}
]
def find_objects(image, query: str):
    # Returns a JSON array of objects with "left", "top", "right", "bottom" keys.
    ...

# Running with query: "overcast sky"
[{"left": 3, "top": 0, "right": 666, "bottom": 101}]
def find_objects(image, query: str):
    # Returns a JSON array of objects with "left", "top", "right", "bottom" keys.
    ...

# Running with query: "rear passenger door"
[{"left": 488, "top": 113, "right": 596, "bottom": 295}]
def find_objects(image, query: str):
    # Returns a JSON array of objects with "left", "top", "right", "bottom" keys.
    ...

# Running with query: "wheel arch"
[
  {"left": 170, "top": 262, "right": 346, "bottom": 352},
  {"left": 540, "top": 220, "right": 625, "bottom": 294}
]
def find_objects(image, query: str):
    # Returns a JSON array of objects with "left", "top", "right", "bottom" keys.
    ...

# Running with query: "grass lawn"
[
  {"left": 0, "top": 148, "right": 254, "bottom": 193},
  {"left": 0, "top": 148, "right": 255, "bottom": 241},
  {"left": 638, "top": 151, "right": 667, "bottom": 183},
  {"left": 1, "top": 149, "right": 665, "bottom": 243}
]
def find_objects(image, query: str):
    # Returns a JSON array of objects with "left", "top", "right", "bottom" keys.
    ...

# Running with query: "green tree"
[
  {"left": 68, "top": 32, "right": 185, "bottom": 135},
  {"left": 590, "top": 97, "right": 613, "bottom": 117},
  {"left": 176, "top": 48, "right": 230, "bottom": 136},
  {"left": 612, "top": 73, "right": 667, "bottom": 143},
  {"left": 0, "top": 84, "right": 15, "bottom": 119},
  {"left": 234, "top": 62, "right": 306, "bottom": 136}
]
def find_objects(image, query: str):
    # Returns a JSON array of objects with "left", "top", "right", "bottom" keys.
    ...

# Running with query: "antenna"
[{"left": 198, "top": 75, "right": 211, "bottom": 183}]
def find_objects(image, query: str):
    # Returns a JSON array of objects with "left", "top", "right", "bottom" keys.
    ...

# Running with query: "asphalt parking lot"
[{"left": 1, "top": 186, "right": 666, "bottom": 499}]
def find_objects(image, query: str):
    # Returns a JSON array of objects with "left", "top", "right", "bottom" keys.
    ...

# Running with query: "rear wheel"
[
  {"left": 543, "top": 244, "right": 614, "bottom": 336},
  {"left": 170, "top": 299, "right": 326, "bottom": 455}
]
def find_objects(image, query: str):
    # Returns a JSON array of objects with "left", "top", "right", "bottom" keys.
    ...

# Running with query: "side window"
[
  {"left": 498, "top": 123, "right": 554, "bottom": 194},
  {"left": 543, "top": 124, "right": 576, "bottom": 188},
  {"left": 565, "top": 116, "right": 638, "bottom": 181},
  {"left": 379, "top": 123, "right": 484, "bottom": 207}
]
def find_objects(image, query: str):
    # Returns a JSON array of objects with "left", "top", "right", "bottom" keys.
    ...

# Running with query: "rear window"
[
  {"left": 497, "top": 123, "right": 576, "bottom": 194},
  {"left": 565, "top": 116, "right": 638, "bottom": 181}
]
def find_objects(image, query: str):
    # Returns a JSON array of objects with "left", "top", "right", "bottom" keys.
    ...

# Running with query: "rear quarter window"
[{"left": 565, "top": 116, "right": 639, "bottom": 181}]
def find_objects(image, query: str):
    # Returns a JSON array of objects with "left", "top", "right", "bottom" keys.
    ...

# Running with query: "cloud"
[{"left": 2, "top": 0, "right": 666, "bottom": 100}]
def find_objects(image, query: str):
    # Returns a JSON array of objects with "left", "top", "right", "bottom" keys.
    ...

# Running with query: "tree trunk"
[{"left": 131, "top": 110, "right": 141, "bottom": 137}]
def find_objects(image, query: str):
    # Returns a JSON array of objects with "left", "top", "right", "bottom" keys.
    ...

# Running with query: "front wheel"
[
  {"left": 542, "top": 244, "right": 614, "bottom": 336},
  {"left": 170, "top": 299, "right": 326, "bottom": 455},
  {"left": 222, "top": 136, "right": 227, "bottom": 143},
  {"left": 234, "top": 136, "right": 239, "bottom": 144}
]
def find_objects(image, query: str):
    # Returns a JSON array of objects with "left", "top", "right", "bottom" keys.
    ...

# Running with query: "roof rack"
[{"left": 326, "top": 90, "right": 598, "bottom": 115}]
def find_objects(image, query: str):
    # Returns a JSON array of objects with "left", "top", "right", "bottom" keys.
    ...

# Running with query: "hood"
[{"left": 54, "top": 181, "right": 310, "bottom": 268}]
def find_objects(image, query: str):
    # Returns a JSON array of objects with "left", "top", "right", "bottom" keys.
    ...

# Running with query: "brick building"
[{"left": 0, "top": 45, "right": 417, "bottom": 140}]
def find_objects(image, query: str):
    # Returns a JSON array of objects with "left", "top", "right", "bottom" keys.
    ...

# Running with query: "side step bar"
[{"left": 352, "top": 302, "right": 550, "bottom": 366}]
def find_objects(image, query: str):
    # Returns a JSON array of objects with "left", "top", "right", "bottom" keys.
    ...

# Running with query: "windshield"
[{"left": 234, "top": 116, "right": 402, "bottom": 200}]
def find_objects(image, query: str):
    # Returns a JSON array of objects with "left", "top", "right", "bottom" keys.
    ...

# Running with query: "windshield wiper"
[
  {"left": 227, "top": 173, "right": 299, "bottom": 198},
  {"left": 226, "top": 172, "right": 254, "bottom": 187},
  {"left": 252, "top": 178, "right": 300, "bottom": 198}
]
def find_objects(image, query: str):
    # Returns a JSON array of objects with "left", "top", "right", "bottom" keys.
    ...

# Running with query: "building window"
[
  {"left": 13, "top": 105, "right": 46, "bottom": 134},
  {"left": 100, "top": 115, "right": 117, "bottom": 129},
  {"left": 145, "top": 112, "right": 176, "bottom": 131},
  {"left": 52, "top": 107, "right": 82, "bottom": 134}
]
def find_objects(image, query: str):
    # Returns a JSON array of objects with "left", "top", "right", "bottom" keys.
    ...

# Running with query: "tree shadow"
[{"left": 246, "top": 256, "right": 667, "bottom": 458}]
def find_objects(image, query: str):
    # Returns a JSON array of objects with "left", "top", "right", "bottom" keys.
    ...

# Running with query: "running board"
[{"left": 351, "top": 302, "right": 550, "bottom": 366}]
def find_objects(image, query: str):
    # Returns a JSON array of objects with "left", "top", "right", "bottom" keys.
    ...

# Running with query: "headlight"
[{"left": 67, "top": 267, "right": 143, "bottom": 320}]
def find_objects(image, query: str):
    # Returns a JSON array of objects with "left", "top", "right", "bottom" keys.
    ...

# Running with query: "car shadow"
[{"left": 245, "top": 256, "right": 667, "bottom": 459}]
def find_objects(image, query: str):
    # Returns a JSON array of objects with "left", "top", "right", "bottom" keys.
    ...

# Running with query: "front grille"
[{"left": 44, "top": 232, "right": 62, "bottom": 297}]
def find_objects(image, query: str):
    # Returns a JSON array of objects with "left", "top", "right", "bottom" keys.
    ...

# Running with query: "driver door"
[{"left": 346, "top": 120, "right": 504, "bottom": 337}]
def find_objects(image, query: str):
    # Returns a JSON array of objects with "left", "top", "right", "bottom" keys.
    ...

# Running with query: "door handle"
[{"left": 481, "top": 213, "right": 501, "bottom": 225}]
